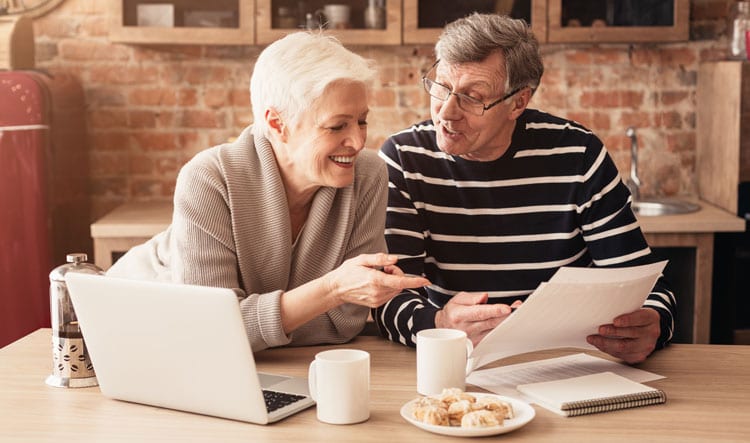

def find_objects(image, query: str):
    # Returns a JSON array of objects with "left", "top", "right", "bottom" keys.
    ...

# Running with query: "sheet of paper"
[
  {"left": 549, "top": 260, "right": 667, "bottom": 284},
  {"left": 468, "top": 261, "right": 667, "bottom": 370},
  {"left": 466, "top": 353, "right": 664, "bottom": 398}
]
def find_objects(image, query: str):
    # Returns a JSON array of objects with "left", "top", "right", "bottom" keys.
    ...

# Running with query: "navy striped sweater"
[{"left": 373, "top": 109, "right": 675, "bottom": 349}]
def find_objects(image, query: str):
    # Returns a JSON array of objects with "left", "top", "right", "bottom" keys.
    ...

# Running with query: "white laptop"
[{"left": 65, "top": 273, "right": 315, "bottom": 424}]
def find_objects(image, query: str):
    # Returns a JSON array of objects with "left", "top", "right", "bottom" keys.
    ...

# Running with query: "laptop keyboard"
[{"left": 262, "top": 390, "right": 307, "bottom": 413}]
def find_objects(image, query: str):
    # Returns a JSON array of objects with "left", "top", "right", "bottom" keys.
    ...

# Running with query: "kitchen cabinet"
[
  {"left": 256, "top": 0, "right": 402, "bottom": 45},
  {"left": 109, "top": 0, "right": 255, "bottom": 45},
  {"left": 402, "top": 0, "right": 688, "bottom": 45},
  {"left": 403, "top": 0, "right": 547, "bottom": 45},
  {"left": 109, "top": 0, "right": 689, "bottom": 46},
  {"left": 546, "top": 0, "right": 689, "bottom": 43}
]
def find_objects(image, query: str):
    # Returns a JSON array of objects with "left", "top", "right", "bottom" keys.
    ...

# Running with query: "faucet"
[{"left": 625, "top": 127, "right": 641, "bottom": 201}]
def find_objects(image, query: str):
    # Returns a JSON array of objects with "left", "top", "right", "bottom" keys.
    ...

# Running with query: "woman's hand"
[{"left": 326, "top": 253, "right": 430, "bottom": 308}]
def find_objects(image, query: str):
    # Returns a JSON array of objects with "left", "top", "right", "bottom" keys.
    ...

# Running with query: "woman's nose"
[{"left": 346, "top": 126, "right": 366, "bottom": 150}]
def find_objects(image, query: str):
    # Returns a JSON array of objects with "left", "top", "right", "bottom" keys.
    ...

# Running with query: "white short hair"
[{"left": 250, "top": 32, "right": 377, "bottom": 138}]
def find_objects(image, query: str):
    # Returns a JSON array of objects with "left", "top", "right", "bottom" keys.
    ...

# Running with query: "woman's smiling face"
[{"left": 280, "top": 80, "right": 370, "bottom": 191}]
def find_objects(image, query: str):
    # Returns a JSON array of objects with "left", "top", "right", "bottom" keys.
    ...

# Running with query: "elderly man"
[{"left": 373, "top": 13, "right": 675, "bottom": 364}]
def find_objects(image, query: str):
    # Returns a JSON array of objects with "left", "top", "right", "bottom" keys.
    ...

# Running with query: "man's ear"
[
  {"left": 265, "top": 108, "right": 287, "bottom": 142},
  {"left": 508, "top": 87, "right": 532, "bottom": 120}
]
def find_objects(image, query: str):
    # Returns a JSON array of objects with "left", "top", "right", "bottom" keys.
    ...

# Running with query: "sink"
[{"left": 632, "top": 198, "right": 701, "bottom": 217}]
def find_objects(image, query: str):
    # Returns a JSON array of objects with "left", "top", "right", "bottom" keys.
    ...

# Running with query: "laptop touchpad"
[{"left": 257, "top": 372, "right": 291, "bottom": 388}]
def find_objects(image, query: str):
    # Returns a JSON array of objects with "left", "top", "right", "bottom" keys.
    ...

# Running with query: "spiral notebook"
[{"left": 517, "top": 371, "right": 666, "bottom": 417}]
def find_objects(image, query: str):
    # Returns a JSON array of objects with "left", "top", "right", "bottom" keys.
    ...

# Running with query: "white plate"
[{"left": 400, "top": 393, "right": 535, "bottom": 437}]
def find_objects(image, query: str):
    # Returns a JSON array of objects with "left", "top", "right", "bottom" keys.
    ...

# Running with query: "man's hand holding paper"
[
  {"left": 587, "top": 307, "right": 662, "bottom": 364},
  {"left": 434, "top": 292, "right": 515, "bottom": 346},
  {"left": 447, "top": 261, "right": 669, "bottom": 372}
]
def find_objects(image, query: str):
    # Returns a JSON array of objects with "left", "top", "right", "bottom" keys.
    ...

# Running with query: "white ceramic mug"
[
  {"left": 308, "top": 349, "right": 370, "bottom": 424},
  {"left": 323, "top": 4, "right": 351, "bottom": 29},
  {"left": 416, "top": 328, "right": 473, "bottom": 396}
]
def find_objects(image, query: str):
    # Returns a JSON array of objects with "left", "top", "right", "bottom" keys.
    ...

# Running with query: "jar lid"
[{"left": 50, "top": 253, "right": 104, "bottom": 280}]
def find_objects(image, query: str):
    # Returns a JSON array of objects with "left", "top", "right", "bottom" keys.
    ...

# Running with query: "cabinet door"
[
  {"left": 403, "top": 0, "right": 547, "bottom": 45},
  {"left": 109, "top": 0, "right": 255, "bottom": 45},
  {"left": 547, "top": 0, "right": 688, "bottom": 43},
  {"left": 256, "top": 0, "right": 402, "bottom": 45}
]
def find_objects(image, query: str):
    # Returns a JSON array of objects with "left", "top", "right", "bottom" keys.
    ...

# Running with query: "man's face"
[{"left": 430, "top": 51, "right": 523, "bottom": 161}]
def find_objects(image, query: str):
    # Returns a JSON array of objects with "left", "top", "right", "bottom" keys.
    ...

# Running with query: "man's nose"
[{"left": 437, "top": 92, "right": 463, "bottom": 119}]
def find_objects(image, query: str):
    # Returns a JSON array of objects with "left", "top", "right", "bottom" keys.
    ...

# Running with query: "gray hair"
[
  {"left": 250, "top": 32, "right": 377, "bottom": 138},
  {"left": 435, "top": 13, "right": 543, "bottom": 94}
]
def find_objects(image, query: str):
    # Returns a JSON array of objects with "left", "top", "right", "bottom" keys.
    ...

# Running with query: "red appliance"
[{"left": 0, "top": 71, "right": 91, "bottom": 348}]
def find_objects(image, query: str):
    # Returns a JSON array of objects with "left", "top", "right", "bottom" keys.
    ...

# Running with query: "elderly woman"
[{"left": 108, "top": 32, "right": 429, "bottom": 351}]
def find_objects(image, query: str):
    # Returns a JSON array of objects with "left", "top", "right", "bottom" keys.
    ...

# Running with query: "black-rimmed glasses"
[{"left": 421, "top": 60, "right": 524, "bottom": 116}]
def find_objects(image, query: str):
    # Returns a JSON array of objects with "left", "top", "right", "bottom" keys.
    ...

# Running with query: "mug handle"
[
  {"left": 308, "top": 360, "right": 317, "bottom": 401},
  {"left": 465, "top": 339, "right": 474, "bottom": 376}
]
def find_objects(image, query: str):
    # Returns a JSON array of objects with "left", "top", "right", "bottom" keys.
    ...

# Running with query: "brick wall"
[{"left": 31, "top": 0, "right": 734, "bottom": 219}]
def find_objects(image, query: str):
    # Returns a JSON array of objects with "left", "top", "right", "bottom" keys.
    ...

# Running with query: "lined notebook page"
[{"left": 517, "top": 371, "right": 666, "bottom": 417}]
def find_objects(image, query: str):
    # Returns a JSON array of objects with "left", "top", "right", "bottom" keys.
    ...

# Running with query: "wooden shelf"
[
  {"left": 109, "top": 0, "right": 690, "bottom": 46},
  {"left": 109, "top": 0, "right": 255, "bottom": 45},
  {"left": 255, "top": 0, "right": 402, "bottom": 45},
  {"left": 546, "top": 0, "right": 689, "bottom": 43},
  {"left": 403, "top": 0, "right": 546, "bottom": 45}
]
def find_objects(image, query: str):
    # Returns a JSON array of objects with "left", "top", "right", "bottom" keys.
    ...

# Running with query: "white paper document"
[
  {"left": 466, "top": 353, "right": 664, "bottom": 398},
  {"left": 467, "top": 261, "right": 668, "bottom": 371}
]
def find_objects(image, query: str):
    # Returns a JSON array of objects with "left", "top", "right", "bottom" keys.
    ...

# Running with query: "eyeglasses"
[{"left": 422, "top": 60, "right": 525, "bottom": 116}]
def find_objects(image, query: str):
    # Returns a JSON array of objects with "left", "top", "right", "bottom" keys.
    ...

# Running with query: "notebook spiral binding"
[{"left": 561, "top": 390, "right": 667, "bottom": 417}]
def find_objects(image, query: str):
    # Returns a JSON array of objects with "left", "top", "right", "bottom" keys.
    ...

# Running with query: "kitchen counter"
[
  {"left": 634, "top": 198, "right": 744, "bottom": 344},
  {"left": 90, "top": 201, "right": 172, "bottom": 269},
  {"left": 90, "top": 199, "right": 745, "bottom": 344},
  {"left": 635, "top": 198, "right": 745, "bottom": 233}
]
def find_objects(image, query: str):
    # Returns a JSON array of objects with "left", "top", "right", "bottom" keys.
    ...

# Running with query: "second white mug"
[
  {"left": 308, "top": 348, "right": 370, "bottom": 424},
  {"left": 416, "top": 328, "right": 473, "bottom": 396}
]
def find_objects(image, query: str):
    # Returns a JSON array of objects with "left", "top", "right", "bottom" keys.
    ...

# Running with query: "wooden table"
[{"left": 1, "top": 329, "right": 748, "bottom": 442}]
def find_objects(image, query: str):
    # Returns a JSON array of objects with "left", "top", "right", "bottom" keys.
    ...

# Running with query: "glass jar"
[
  {"left": 364, "top": 0, "right": 386, "bottom": 29},
  {"left": 728, "top": 1, "right": 750, "bottom": 60},
  {"left": 45, "top": 253, "right": 104, "bottom": 388},
  {"left": 277, "top": 6, "right": 298, "bottom": 29}
]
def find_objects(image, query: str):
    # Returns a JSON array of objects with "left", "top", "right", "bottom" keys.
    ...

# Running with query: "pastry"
[
  {"left": 447, "top": 399, "right": 473, "bottom": 426},
  {"left": 473, "top": 395, "right": 515, "bottom": 419},
  {"left": 438, "top": 387, "right": 476, "bottom": 405},
  {"left": 460, "top": 409, "right": 501, "bottom": 428},
  {"left": 413, "top": 404, "right": 449, "bottom": 426},
  {"left": 410, "top": 389, "right": 511, "bottom": 428},
  {"left": 413, "top": 395, "right": 444, "bottom": 409}
]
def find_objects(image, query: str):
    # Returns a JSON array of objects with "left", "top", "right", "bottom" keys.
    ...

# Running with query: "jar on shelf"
[
  {"left": 364, "top": 0, "right": 386, "bottom": 29},
  {"left": 277, "top": 6, "right": 298, "bottom": 29},
  {"left": 728, "top": 1, "right": 750, "bottom": 60}
]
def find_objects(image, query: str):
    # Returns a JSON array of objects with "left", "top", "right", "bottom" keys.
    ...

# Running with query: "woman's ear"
[{"left": 265, "top": 108, "right": 287, "bottom": 142}]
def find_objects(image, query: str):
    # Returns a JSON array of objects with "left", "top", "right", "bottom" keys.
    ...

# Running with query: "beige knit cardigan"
[{"left": 107, "top": 126, "right": 388, "bottom": 351}]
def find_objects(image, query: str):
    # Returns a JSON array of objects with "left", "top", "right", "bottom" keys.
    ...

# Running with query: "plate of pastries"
[{"left": 400, "top": 388, "right": 535, "bottom": 437}]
